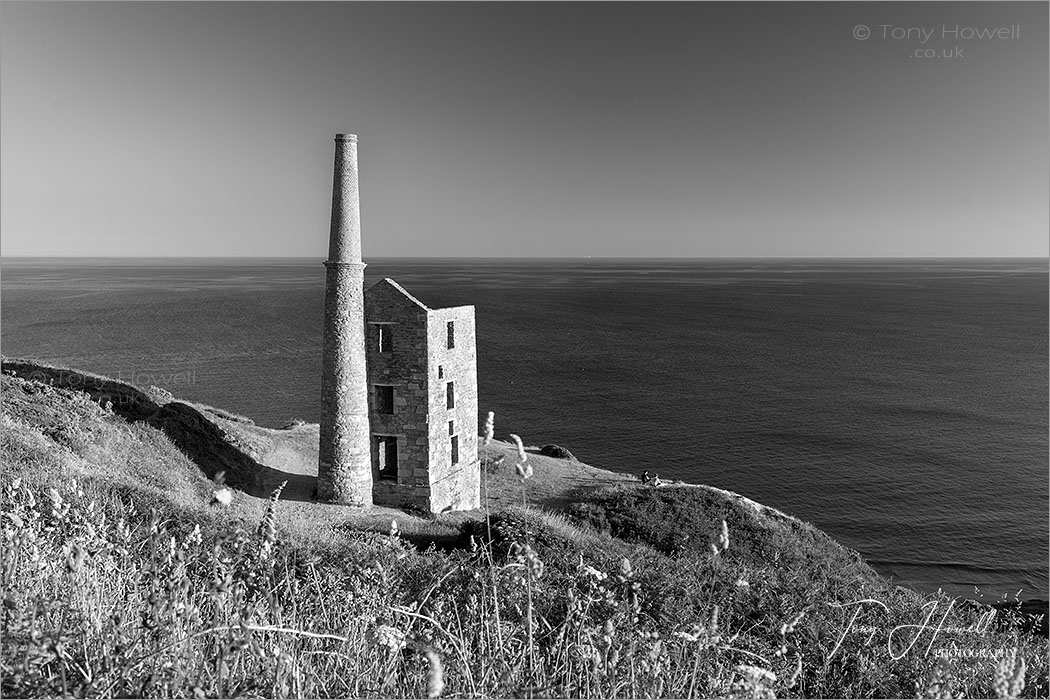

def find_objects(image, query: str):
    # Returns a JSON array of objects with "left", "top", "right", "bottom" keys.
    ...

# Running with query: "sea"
[{"left": 1, "top": 257, "right": 1047, "bottom": 601}]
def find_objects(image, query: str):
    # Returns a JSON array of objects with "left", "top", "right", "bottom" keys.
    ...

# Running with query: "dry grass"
[{"left": 2, "top": 364, "right": 1047, "bottom": 698}]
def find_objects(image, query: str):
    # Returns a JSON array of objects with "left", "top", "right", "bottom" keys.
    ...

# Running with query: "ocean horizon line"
[{"left": 3, "top": 255, "right": 1048, "bottom": 263}]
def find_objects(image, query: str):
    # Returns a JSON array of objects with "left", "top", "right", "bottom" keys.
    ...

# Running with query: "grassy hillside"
[{"left": 1, "top": 360, "right": 1046, "bottom": 698}]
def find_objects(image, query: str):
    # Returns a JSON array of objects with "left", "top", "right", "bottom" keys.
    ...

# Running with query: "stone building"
[
  {"left": 318, "top": 133, "right": 480, "bottom": 513},
  {"left": 365, "top": 279, "right": 481, "bottom": 512}
]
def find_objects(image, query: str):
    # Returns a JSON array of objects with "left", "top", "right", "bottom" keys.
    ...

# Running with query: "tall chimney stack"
[{"left": 318, "top": 133, "right": 372, "bottom": 506}]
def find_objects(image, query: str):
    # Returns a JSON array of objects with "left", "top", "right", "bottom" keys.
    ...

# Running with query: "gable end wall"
[{"left": 426, "top": 305, "right": 481, "bottom": 512}]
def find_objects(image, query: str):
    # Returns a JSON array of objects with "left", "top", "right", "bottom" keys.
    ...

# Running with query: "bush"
[
  {"left": 539, "top": 443, "right": 576, "bottom": 460},
  {"left": 564, "top": 501, "right": 611, "bottom": 534}
]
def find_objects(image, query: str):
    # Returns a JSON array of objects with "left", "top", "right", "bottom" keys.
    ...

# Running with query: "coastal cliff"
[{"left": 1, "top": 359, "right": 1046, "bottom": 699}]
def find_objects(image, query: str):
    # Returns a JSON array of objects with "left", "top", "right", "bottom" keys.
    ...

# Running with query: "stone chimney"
[{"left": 317, "top": 133, "right": 372, "bottom": 506}]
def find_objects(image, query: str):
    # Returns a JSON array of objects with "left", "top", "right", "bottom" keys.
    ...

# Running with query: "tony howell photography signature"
[{"left": 827, "top": 597, "right": 1006, "bottom": 662}]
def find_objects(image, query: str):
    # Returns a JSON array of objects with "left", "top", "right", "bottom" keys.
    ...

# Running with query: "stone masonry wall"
[
  {"left": 364, "top": 280, "right": 432, "bottom": 509},
  {"left": 426, "top": 305, "right": 481, "bottom": 512},
  {"left": 317, "top": 261, "right": 372, "bottom": 507}
]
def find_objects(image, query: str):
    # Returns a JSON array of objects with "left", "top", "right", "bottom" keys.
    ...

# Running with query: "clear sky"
[{"left": 1, "top": 1, "right": 1047, "bottom": 257}]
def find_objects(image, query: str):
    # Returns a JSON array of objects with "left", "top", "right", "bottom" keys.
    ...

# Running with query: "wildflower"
[
  {"left": 647, "top": 636, "right": 663, "bottom": 661},
  {"left": 423, "top": 647, "right": 444, "bottom": 698},
  {"left": 483, "top": 411, "right": 495, "bottom": 445},
  {"left": 212, "top": 487, "right": 234, "bottom": 507},
  {"left": 994, "top": 648, "right": 1026, "bottom": 699},
  {"left": 510, "top": 542, "right": 544, "bottom": 579},
  {"left": 787, "top": 655, "right": 803, "bottom": 688},
  {"left": 582, "top": 565, "right": 607, "bottom": 581},
  {"left": 780, "top": 610, "right": 805, "bottom": 636},
  {"left": 571, "top": 642, "right": 601, "bottom": 666},
  {"left": 368, "top": 624, "right": 407, "bottom": 652},
  {"left": 389, "top": 519, "right": 400, "bottom": 538},
  {"left": 735, "top": 664, "right": 776, "bottom": 682},
  {"left": 731, "top": 665, "right": 777, "bottom": 700},
  {"left": 258, "top": 480, "right": 286, "bottom": 543},
  {"left": 735, "top": 578, "right": 750, "bottom": 590},
  {"left": 63, "top": 543, "right": 86, "bottom": 574},
  {"left": 48, "top": 487, "right": 65, "bottom": 519},
  {"left": 674, "top": 623, "right": 706, "bottom": 644},
  {"left": 719, "top": 519, "right": 730, "bottom": 551},
  {"left": 924, "top": 655, "right": 954, "bottom": 700},
  {"left": 184, "top": 524, "right": 203, "bottom": 550},
  {"left": 678, "top": 605, "right": 722, "bottom": 646}
]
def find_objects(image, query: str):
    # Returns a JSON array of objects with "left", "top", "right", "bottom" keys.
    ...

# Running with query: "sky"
[{"left": 1, "top": 1, "right": 1047, "bottom": 258}]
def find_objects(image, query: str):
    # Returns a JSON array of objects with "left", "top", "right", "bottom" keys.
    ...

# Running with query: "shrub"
[{"left": 539, "top": 443, "right": 576, "bottom": 460}]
